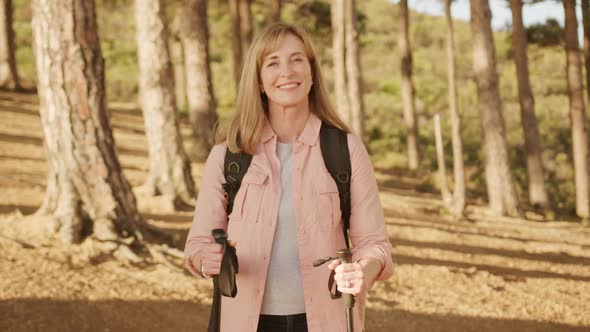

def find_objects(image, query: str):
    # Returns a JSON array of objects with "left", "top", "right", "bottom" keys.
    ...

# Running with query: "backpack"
[{"left": 222, "top": 121, "right": 352, "bottom": 248}]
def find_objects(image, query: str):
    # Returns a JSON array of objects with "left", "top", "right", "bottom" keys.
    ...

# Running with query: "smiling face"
[{"left": 259, "top": 34, "right": 313, "bottom": 111}]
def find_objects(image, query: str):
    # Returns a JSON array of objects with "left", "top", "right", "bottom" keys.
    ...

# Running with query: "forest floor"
[{"left": 0, "top": 90, "right": 589, "bottom": 332}]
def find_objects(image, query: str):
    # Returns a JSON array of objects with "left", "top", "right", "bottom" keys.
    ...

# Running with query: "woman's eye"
[
  {"left": 292, "top": 58, "right": 303, "bottom": 62},
  {"left": 267, "top": 62, "right": 278, "bottom": 67}
]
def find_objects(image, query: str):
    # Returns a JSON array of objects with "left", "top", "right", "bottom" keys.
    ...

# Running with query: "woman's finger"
[
  {"left": 205, "top": 243, "right": 225, "bottom": 254},
  {"left": 335, "top": 262, "right": 362, "bottom": 273},
  {"left": 327, "top": 259, "right": 341, "bottom": 270},
  {"left": 334, "top": 270, "right": 363, "bottom": 282}
]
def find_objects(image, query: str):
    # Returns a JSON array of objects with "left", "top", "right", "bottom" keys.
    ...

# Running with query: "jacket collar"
[{"left": 260, "top": 112, "right": 321, "bottom": 146}]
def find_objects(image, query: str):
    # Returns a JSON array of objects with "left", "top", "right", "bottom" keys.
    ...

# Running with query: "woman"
[{"left": 184, "top": 23, "right": 393, "bottom": 332}]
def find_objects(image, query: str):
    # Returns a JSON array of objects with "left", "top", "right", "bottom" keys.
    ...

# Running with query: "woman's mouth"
[{"left": 277, "top": 82, "right": 300, "bottom": 89}]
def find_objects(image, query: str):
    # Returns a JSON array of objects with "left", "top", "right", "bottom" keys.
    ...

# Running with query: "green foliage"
[
  {"left": 525, "top": 18, "right": 563, "bottom": 47},
  {"left": 10, "top": 0, "right": 581, "bottom": 216}
]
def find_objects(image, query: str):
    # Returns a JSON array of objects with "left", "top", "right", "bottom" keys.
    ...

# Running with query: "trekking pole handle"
[
  {"left": 212, "top": 229, "right": 228, "bottom": 246},
  {"left": 337, "top": 248, "right": 355, "bottom": 309}
]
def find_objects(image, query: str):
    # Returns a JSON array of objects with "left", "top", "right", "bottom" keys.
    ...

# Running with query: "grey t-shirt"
[{"left": 260, "top": 142, "right": 306, "bottom": 315}]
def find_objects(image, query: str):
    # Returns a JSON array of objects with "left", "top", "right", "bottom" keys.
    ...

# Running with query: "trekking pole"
[
  {"left": 337, "top": 248, "right": 355, "bottom": 332},
  {"left": 208, "top": 229, "right": 239, "bottom": 332},
  {"left": 208, "top": 229, "right": 227, "bottom": 332}
]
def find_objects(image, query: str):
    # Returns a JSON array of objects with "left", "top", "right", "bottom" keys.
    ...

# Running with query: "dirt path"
[{"left": 1, "top": 91, "right": 589, "bottom": 331}]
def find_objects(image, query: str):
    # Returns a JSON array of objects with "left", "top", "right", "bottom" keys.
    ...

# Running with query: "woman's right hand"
[{"left": 192, "top": 239, "right": 237, "bottom": 277}]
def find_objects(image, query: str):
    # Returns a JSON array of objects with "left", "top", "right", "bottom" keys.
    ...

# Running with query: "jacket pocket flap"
[
  {"left": 242, "top": 170, "right": 268, "bottom": 185},
  {"left": 313, "top": 175, "right": 338, "bottom": 194}
]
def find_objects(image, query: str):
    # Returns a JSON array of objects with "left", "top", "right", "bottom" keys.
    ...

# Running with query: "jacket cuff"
[{"left": 353, "top": 246, "right": 393, "bottom": 281}]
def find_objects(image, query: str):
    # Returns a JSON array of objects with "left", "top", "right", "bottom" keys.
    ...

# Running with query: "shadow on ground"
[
  {"left": 366, "top": 307, "right": 589, "bottom": 332},
  {"left": 1, "top": 299, "right": 587, "bottom": 332}
]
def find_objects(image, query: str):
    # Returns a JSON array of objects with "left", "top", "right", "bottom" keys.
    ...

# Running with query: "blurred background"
[{"left": 0, "top": 0, "right": 589, "bottom": 331}]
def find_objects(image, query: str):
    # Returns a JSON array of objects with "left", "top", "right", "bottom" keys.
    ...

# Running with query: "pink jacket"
[{"left": 185, "top": 113, "right": 393, "bottom": 332}]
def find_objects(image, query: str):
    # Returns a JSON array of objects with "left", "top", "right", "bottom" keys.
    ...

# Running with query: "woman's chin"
[{"left": 269, "top": 98, "right": 308, "bottom": 110}]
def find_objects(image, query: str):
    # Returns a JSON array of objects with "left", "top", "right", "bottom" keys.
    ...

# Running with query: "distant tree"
[
  {"left": 227, "top": 0, "right": 253, "bottom": 89},
  {"left": 525, "top": 18, "right": 563, "bottom": 46},
  {"left": 269, "top": 0, "right": 281, "bottom": 23},
  {"left": 0, "top": 0, "right": 20, "bottom": 90},
  {"left": 563, "top": 0, "right": 590, "bottom": 219},
  {"left": 345, "top": 0, "right": 364, "bottom": 138},
  {"left": 178, "top": 0, "right": 218, "bottom": 161},
  {"left": 32, "top": 0, "right": 143, "bottom": 243},
  {"left": 434, "top": 113, "right": 451, "bottom": 204},
  {"left": 134, "top": 0, "right": 196, "bottom": 209},
  {"left": 229, "top": 0, "right": 242, "bottom": 88},
  {"left": 470, "top": 0, "right": 521, "bottom": 217},
  {"left": 170, "top": 8, "right": 187, "bottom": 112},
  {"left": 444, "top": 0, "right": 466, "bottom": 217},
  {"left": 399, "top": 0, "right": 420, "bottom": 170},
  {"left": 583, "top": 0, "right": 590, "bottom": 92},
  {"left": 239, "top": 0, "right": 253, "bottom": 55},
  {"left": 330, "top": 0, "right": 350, "bottom": 122},
  {"left": 509, "top": 0, "right": 550, "bottom": 213}
]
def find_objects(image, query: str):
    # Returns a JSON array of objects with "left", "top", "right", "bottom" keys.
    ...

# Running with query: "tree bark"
[
  {"left": 344, "top": 0, "right": 364, "bottom": 139},
  {"left": 434, "top": 113, "right": 452, "bottom": 205},
  {"left": 470, "top": 0, "right": 521, "bottom": 217},
  {"left": 399, "top": 0, "right": 420, "bottom": 170},
  {"left": 32, "top": 0, "right": 142, "bottom": 243},
  {"left": 170, "top": 9, "right": 187, "bottom": 113},
  {"left": 583, "top": 0, "right": 590, "bottom": 97},
  {"left": 0, "top": 0, "right": 20, "bottom": 90},
  {"left": 509, "top": 0, "right": 550, "bottom": 213},
  {"left": 269, "top": 0, "right": 281, "bottom": 23},
  {"left": 444, "top": 0, "right": 465, "bottom": 217},
  {"left": 134, "top": 0, "right": 196, "bottom": 209},
  {"left": 229, "top": 0, "right": 242, "bottom": 89},
  {"left": 179, "top": 0, "right": 218, "bottom": 161},
  {"left": 331, "top": 0, "right": 349, "bottom": 123},
  {"left": 564, "top": 0, "right": 590, "bottom": 219},
  {"left": 239, "top": 0, "right": 253, "bottom": 56}
]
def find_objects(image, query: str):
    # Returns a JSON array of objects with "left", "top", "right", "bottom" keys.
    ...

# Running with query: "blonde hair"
[{"left": 219, "top": 23, "right": 351, "bottom": 154}]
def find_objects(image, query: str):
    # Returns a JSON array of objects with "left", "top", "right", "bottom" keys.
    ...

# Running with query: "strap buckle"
[{"left": 336, "top": 170, "right": 350, "bottom": 183}]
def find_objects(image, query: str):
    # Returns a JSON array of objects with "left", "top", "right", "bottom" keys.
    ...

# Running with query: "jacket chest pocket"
[
  {"left": 229, "top": 170, "right": 268, "bottom": 223},
  {"left": 312, "top": 175, "right": 342, "bottom": 232}
]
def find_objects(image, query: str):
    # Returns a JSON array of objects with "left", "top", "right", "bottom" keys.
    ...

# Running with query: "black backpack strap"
[
  {"left": 319, "top": 122, "right": 352, "bottom": 249},
  {"left": 223, "top": 147, "right": 253, "bottom": 216}
]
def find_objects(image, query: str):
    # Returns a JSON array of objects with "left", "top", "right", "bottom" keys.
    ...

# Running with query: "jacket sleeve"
[
  {"left": 347, "top": 134, "right": 394, "bottom": 281},
  {"left": 184, "top": 143, "right": 228, "bottom": 278}
]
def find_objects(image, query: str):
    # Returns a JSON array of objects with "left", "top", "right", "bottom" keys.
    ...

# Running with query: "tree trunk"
[
  {"left": 170, "top": 9, "right": 187, "bottom": 113},
  {"left": 509, "top": 0, "right": 550, "bottom": 213},
  {"left": 229, "top": 0, "right": 242, "bottom": 89},
  {"left": 399, "top": 0, "right": 420, "bottom": 170},
  {"left": 444, "top": 0, "right": 465, "bottom": 217},
  {"left": 583, "top": 0, "right": 590, "bottom": 97},
  {"left": 434, "top": 113, "right": 452, "bottom": 205},
  {"left": 345, "top": 0, "right": 364, "bottom": 139},
  {"left": 564, "top": 0, "right": 590, "bottom": 219},
  {"left": 32, "top": 0, "right": 142, "bottom": 243},
  {"left": 269, "top": 0, "right": 281, "bottom": 23},
  {"left": 0, "top": 0, "right": 20, "bottom": 90},
  {"left": 134, "top": 0, "right": 196, "bottom": 209},
  {"left": 331, "top": 0, "right": 349, "bottom": 123},
  {"left": 179, "top": 0, "right": 218, "bottom": 161},
  {"left": 470, "top": 0, "right": 521, "bottom": 217},
  {"left": 239, "top": 0, "right": 253, "bottom": 56}
]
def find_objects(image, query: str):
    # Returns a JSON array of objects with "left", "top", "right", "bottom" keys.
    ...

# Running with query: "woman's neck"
[{"left": 268, "top": 102, "right": 311, "bottom": 143}]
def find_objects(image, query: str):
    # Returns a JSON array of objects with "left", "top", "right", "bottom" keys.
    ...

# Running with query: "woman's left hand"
[{"left": 327, "top": 259, "right": 366, "bottom": 296}]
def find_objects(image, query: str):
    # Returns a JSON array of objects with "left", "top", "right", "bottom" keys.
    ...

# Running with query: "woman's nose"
[{"left": 279, "top": 62, "right": 295, "bottom": 77}]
